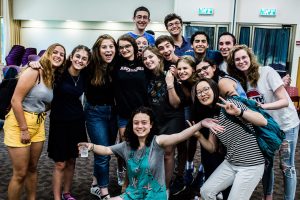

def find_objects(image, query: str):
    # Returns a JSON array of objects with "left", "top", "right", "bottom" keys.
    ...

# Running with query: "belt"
[{"left": 25, "top": 111, "right": 46, "bottom": 124}]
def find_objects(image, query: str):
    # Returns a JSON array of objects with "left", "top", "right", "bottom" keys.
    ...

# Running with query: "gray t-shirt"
[{"left": 110, "top": 136, "right": 165, "bottom": 186}]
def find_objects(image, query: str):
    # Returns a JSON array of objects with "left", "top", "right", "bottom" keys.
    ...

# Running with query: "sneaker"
[
  {"left": 62, "top": 192, "right": 76, "bottom": 200},
  {"left": 90, "top": 185, "right": 101, "bottom": 198},
  {"left": 170, "top": 176, "right": 186, "bottom": 195},
  {"left": 184, "top": 168, "right": 195, "bottom": 186},
  {"left": 117, "top": 169, "right": 126, "bottom": 186},
  {"left": 217, "top": 192, "right": 223, "bottom": 200}
]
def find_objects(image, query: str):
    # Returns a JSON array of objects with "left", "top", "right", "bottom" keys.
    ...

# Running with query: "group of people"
[{"left": 2, "top": 5, "right": 299, "bottom": 200}]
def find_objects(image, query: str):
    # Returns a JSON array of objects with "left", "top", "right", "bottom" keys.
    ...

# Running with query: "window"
[
  {"left": 184, "top": 23, "right": 229, "bottom": 50},
  {"left": 237, "top": 24, "right": 295, "bottom": 74}
]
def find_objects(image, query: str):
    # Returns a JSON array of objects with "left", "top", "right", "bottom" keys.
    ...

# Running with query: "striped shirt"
[{"left": 214, "top": 98, "right": 265, "bottom": 166}]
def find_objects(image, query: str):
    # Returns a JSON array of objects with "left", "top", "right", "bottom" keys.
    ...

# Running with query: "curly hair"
[
  {"left": 90, "top": 34, "right": 117, "bottom": 86},
  {"left": 227, "top": 45, "right": 260, "bottom": 90},
  {"left": 39, "top": 43, "right": 66, "bottom": 88},
  {"left": 142, "top": 46, "right": 164, "bottom": 76},
  {"left": 124, "top": 106, "right": 158, "bottom": 150}
]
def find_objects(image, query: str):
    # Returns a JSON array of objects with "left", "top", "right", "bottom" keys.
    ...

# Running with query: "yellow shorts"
[{"left": 3, "top": 110, "right": 46, "bottom": 147}]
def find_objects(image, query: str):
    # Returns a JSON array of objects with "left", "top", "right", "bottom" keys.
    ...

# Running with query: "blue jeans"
[
  {"left": 262, "top": 124, "right": 299, "bottom": 200},
  {"left": 85, "top": 103, "right": 117, "bottom": 187}
]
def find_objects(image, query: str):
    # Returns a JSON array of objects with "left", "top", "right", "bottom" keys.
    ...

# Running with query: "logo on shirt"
[
  {"left": 120, "top": 66, "right": 144, "bottom": 72},
  {"left": 247, "top": 89, "right": 265, "bottom": 104}
]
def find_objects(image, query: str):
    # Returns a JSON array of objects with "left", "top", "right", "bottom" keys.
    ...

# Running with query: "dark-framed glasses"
[{"left": 196, "top": 86, "right": 211, "bottom": 96}]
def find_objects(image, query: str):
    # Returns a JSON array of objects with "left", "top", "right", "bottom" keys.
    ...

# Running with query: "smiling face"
[
  {"left": 166, "top": 18, "right": 182, "bottom": 37},
  {"left": 196, "top": 61, "right": 216, "bottom": 79},
  {"left": 142, "top": 50, "right": 161, "bottom": 71},
  {"left": 50, "top": 46, "right": 65, "bottom": 68},
  {"left": 99, "top": 39, "right": 116, "bottom": 64},
  {"left": 234, "top": 49, "right": 251, "bottom": 73},
  {"left": 119, "top": 40, "right": 134, "bottom": 61},
  {"left": 192, "top": 34, "right": 209, "bottom": 55},
  {"left": 196, "top": 81, "right": 214, "bottom": 106},
  {"left": 219, "top": 35, "right": 234, "bottom": 58},
  {"left": 134, "top": 11, "right": 150, "bottom": 31},
  {"left": 157, "top": 41, "right": 176, "bottom": 62},
  {"left": 132, "top": 113, "right": 152, "bottom": 139},
  {"left": 177, "top": 60, "right": 194, "bottom": 81},
  {"left": 136, "top": 37, "right": 149, "bottom": 52},
  {"left": 70, "top": 49, "right": 89, "bottom": 71}
]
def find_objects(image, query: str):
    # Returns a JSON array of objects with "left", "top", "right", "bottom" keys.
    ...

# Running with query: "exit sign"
[
  {"left": 260, "top": 8, "right": 277, "bottom": 16},
  {"left": 198, "top": 8, "right": 214, "bottom": 15}
]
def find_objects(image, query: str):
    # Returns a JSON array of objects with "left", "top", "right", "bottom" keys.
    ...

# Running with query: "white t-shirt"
[{"left": 246, "top": 66, "right": 299, "bottom": 131}]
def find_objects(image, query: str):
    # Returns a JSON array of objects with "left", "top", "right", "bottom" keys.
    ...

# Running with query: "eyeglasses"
[
  {"left": 119, "top": 44, "right": 132, "bottom": 50},
  {"left": 196, "top": 86, "right": 211, "bottom": 97},
  {"left": 135, "top": 15, "right": 149, "bottom": 20},
  {"left": 167, "top": 21, "right": 181, "bottom": 28},
  {"left": 196, "top": 65, "right": 211, "bottom": 74}
]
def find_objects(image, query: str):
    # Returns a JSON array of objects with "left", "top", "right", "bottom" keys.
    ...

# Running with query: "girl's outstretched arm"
[
  {"left": 78, "top": 142, "right": 114, "bottom": 156},
  {"left": 156, "top": 118, "right": 224, "bottom": 148}
]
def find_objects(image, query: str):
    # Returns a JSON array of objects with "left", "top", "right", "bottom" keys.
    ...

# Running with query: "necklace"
[{"left": 70, "top": 74, "right": 80, "bottom": 87}]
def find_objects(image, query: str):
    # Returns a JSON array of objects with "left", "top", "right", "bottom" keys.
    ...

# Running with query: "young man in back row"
[
  {"left": 164, "top": 13, "right": 193, "bottom": 56},
  {"left": 127, "top": 6, "right": 155, "bottom": 46}
]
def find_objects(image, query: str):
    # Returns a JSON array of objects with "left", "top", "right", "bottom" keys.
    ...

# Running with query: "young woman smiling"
[
  {"left": 47, "top": 45, "right": 91, "bottom": 200},
  {"left": 78, "top": 106, "right": 223, "bottom": 200},
  {"left": 84, "top": 34, "right": 118, "bottom": 200},
  {"left": 192, "top": 78, "right": 267, "bottom": 199},
  {"left": 142, "top": 46, "right": 186, "bottom": 196},
  {"left": 112, "top": 34, "right": 148, "bottom": 188},
  {"left": 4, "top": 43, "right": 66, "bottom": 200}
]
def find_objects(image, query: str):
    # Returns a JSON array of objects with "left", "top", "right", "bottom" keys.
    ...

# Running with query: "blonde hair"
[
  {"left": 227, "top": 45, "right": 260, "bottom": 89},
  {"left": 39, "top": 43, "right": 66, "bottom": 88}
]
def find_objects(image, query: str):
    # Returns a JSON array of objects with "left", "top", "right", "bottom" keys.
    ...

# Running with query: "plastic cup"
[{"left": 79, "top": 146, "right": 88, "bottom": 157}]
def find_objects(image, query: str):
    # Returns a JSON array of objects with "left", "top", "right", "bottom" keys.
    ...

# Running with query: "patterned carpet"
[{"left": 0, "top": 118, "right": 299, "bottom": 200}]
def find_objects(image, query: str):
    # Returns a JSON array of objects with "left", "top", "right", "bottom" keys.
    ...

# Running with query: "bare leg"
[
  {"left": 53, "top": 161, "right": 66, "bottom": 200},
  {"left": 62, "top": 159, "right": 76, "bottom": 194},
  {"left": 24, "top": 141, "right": 44, "bottom": 200},
  {"left": 7, "top": 146, "right": 30, "bottom": 200},
  {"left": 164, "top": 145, "right": 175, "bottom": 188}
]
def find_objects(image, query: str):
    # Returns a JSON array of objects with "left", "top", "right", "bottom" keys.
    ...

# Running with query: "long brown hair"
[
  {"left": 39, "top": 43, "right": 66, "bottom": 88},
  {"left": 227, "top": 45, "right": 260, "bottom": 90},
  {"left": 142, "top": 46, "right": 164, "bottom": 76},
  {"left": 90, "top": 34, "right": 117, "bottom": 86}
]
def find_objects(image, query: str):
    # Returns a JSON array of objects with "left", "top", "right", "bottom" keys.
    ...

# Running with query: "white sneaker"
[
  {"left": 90, "top": 185, "right": 101, "bottom": 198},
  {"left": 217, "top": 192, "right": 223, "bottom": 200}
]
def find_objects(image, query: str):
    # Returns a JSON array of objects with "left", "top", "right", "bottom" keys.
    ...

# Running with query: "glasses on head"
[
  {"left": 119, "top": 44, "right": 132, "bottom": 50},
  {"left": 167, "top": 21, "right": 181, "bottom": 28},
  {"left": 196, "top": 65, "right": 211, "bottom": 74},
  {"left": 196, "top": 86, "right": 211, "bottom": 97}
]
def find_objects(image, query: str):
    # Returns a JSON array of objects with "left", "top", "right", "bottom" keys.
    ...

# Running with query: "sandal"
[{"left": 62, "top": 192, "right": 76, "bottom": 200}]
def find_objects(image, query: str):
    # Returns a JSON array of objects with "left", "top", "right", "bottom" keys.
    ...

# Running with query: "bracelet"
[
  {"left": 90, "top": 144, "right": 94, "bottom": 152},
  {"left": 238, "top": 109, "right": 244, "bottom": 117}
]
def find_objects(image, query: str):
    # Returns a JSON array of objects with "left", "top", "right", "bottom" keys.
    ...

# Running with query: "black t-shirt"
[
  {"left": 50, "top": 69, "right": 86, "bottom": 121},
  {"left": 85, "top": 67, "right": 114, "bottom": 106},
  {"left": 147, "top": 73, "right": 184, "bottom": 126},
  {"left": 112, "top": 58, "right": 148, "bottom": 118}
]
